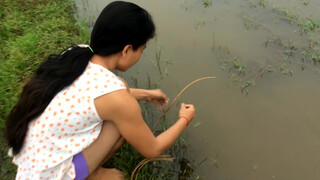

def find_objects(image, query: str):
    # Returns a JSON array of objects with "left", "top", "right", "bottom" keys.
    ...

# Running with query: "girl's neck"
[{"left": 90, "top": 53, "right": 120, "bottom": 71}]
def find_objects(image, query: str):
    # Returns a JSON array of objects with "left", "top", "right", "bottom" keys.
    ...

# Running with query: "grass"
[{"left": 0, "top": 0, "right": 89, "bottom": 178}]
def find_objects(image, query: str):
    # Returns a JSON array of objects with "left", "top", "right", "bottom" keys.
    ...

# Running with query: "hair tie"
[
  {"left": 77, "top": 44, "right": 94, "bottom": 54},
  {"left": 88, "top": 46, "right": 94, "bottom": 53}
]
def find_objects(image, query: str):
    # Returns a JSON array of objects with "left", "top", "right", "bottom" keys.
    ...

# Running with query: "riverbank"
[{"left": 0, "top": 0, "right": 88, "bottom": 178}]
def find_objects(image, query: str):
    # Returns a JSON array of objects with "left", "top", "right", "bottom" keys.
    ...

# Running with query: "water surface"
[{"left": 76, "top": 0, "right": 320, "bottom": 179}]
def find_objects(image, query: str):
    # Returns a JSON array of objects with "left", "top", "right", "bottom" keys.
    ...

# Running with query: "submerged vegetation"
[
  {"left": 202, "top": 0, "right": 213, "bottom": 8},
  {"left": 214, "top": 0, "right": 320, "bottom": 96}
]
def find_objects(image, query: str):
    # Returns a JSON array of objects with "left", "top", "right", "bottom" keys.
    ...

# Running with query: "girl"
[{"left": 5, "top": 1, "right": 195, "bottom": 180}]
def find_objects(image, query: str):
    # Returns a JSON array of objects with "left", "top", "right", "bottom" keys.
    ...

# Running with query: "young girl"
[{"left": 5, "top": 1, "right": 195, "bottom": 180}]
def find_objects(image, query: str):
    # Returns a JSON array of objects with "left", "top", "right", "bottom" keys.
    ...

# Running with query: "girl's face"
[
  {"left": 129, "top": 43, "right": 146, "bottom": 66},
  {"left": 118, "top": 43, "right": 146, "bottom": 71}
]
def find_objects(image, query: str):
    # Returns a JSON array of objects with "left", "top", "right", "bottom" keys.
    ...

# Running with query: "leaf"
[{"left": 193, "top": 122, "right": 202, "bottom": 127}]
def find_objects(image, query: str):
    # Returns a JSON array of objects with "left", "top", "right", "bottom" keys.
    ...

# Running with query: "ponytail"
[{"left": 5, "top": 45, "right": 93, "bottom": 155}]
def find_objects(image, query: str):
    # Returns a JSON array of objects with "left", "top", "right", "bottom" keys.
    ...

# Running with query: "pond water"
[{"left": 76, "top": 0, "right": 320, "bottom": 179}]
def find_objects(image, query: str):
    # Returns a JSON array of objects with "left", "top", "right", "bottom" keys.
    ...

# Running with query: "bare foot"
[{"left": 86, "top": 167, "right": 125, "bottom": 180}]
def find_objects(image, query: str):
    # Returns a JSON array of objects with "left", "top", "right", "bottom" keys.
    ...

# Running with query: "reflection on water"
[{"left": 76, "top": 0, "right": 320, "bottom": 179}]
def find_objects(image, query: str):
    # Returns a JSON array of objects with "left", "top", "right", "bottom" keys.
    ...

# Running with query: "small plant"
[
  {"left": 155, "top": 46, "right": 163, "bottom": 78},
  {"left": 232, "top": 58, "right": 246, "bottom": 74},
  {"left": 298, "top": 18, "right": 320, "bottom": 32},
  {"left": 311, "top": 54, "right": 320, "bottom": 64},
  {"left": 280, "top": 65, "right": 293, "bottom": 76},
  {"left": 202, "top": 0, "right": 212, "bottom": 8},
  {"left": 241, "top": 80, "right": 255, "bottom": 96},
  {"left": 259, "top": 0, "right": 267, "bottom": 8},
  {"left": 240, "top": 14, "right": 266, "bottom": 30},
  {"left": 195, "top": 18, "right": 206, "bottom": 29},
  {"left": 245, "top": 0, "right": 257, "bottom": 8},
  {"left": 303, "top": 0, "right": 310, "bottom": 6},
  {"left": 273, "top": 5, "right": 299, "bottom": 24}
]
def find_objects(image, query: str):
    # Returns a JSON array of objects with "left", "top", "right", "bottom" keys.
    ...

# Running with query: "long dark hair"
[{"left": 5, "top": 1, "right": 155, "bottom": 155}]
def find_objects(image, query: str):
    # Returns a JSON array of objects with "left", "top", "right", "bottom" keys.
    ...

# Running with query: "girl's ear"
[{"left": 121, "top": 45, "right": 133, "bottom": 57}]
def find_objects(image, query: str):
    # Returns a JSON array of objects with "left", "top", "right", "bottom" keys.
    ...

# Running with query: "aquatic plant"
[
  {"left": 195, "top": 18, "right": 206, "bottom": 29},
  {"left": 272, "top": 5, "right": 299, "bottom": 24},
  {"left": 280, "top": 65, "right": 293, "bottom": 76},
  {"left": 303, "top": 0, "right": 310, "bottom": 6},
  {"left": 259, "top": 0, "right": 267, "bottom": 8},
  {"left": 298, "top": 18, "right": 320, "bottom": 32},
  {"left": 232, "top": 58, "right": 246, "bottom": 74},
  {"left": 245, "top": 0, "right": 258, "bottom": 8},
  {"left": 241, "top": 80, "right": 255, "bottom": 96},
  {"left": 202, "top": 0, "right": 212, "bottom": 8}
]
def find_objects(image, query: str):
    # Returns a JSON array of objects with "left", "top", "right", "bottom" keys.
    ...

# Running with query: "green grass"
[{"left": 0, "top": 0, "right": 88, "bottom": 178}]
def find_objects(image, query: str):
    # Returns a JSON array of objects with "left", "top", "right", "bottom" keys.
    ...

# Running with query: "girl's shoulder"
[{"left": 72, "top": 61, "right": 127, "bottom": 99}]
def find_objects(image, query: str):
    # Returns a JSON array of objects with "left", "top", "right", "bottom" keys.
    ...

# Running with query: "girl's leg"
[
  {"left": 98, "top": 137, "right": 125, "bottom": 167},
  {"left": 81, "top": 121, "right": 122, "bottom": 175},
  {"left": 86, "top": 137, "right": 125, "bottom": 180}
]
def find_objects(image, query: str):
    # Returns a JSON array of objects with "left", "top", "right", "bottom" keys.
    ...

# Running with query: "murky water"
[{"left": 76, "top": 0, "right": 320, "bottom": 179}]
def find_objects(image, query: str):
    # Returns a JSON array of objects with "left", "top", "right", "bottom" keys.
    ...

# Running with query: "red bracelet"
[{"left": 179, "top": 116, "right": 190, "bottom": 127}]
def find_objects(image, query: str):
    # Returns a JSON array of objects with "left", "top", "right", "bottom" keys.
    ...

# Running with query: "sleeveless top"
[{"left": 10, "top": 61, "right": 126, "bottom": 179}]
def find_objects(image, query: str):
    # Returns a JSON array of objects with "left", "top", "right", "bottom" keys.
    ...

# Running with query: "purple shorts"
[{"left": 72, "top": 152, "right": 89, "bottom": 180}]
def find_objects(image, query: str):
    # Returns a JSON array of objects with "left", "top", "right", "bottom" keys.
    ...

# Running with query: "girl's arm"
[
  {"left": 118, "top": 76, "right": 169, "bottom": 109},
  {"left": 94, "top": 89, "right": 195, "bottom": 158},
  {"left": 129, "top": 88, "right": 152, "bottom": 100}
]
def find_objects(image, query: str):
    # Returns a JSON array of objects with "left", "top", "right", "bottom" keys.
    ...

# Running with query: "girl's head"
[
  {"left": 90, "top": 1, "right": 155, "bottom": 57},
  {"left": 5, "top": 1, "right": 155, "bottom": 155}
]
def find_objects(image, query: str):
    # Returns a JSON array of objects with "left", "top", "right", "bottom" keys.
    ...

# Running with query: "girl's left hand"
[{"left": 146, "top": 89, "right": 169, "bottom": 110}]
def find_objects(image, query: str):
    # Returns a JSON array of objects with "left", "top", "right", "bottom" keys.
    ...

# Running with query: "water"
[{"left": 76, "top": 0, "right": 320, "bottom": 179}]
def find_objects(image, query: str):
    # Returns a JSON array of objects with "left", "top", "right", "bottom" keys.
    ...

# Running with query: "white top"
[{"left": 11, "top": 61, "right": 126, "bottom": 179}]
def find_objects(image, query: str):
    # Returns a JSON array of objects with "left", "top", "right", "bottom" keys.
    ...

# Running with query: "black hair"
[{"left": 5, "top": 1, "right": 155, "bottom": 155}]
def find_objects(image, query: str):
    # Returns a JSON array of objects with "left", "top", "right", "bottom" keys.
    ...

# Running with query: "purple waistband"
[{"left": 72, "top": 152, "right": 89, "bottom": 180}]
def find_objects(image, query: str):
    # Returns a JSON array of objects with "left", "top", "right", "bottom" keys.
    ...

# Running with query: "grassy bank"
[{"left": 0, "top": 0, "right": 88, "bottom": 178}]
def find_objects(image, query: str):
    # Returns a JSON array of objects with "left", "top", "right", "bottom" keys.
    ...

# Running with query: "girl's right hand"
[{"left": 179, "top": 103, "right": 195, "bottom": 123}]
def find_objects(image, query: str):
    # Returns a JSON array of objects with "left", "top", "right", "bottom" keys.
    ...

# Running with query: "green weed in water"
[
  {"left": 241, "top": 80, "right": 255, "bottom": 96},
  {"left": 232, "top": 58, "right": 246, "bottom": 74},
  {"left": 245, "top": 0, "right": 258, "bottom": 8},
  {"left": 303, "top": 0, "right": 310, "bottom": 6},
  {"left": 202, "top": 0, "right": 212, "bottom": 8},
  {"left": 259, "top": 0, "right": 267, "bottom": 8},
  {"left": 280, "top": 65, "right": 293, "bottom": 76},
  {"left": 195, "top": 18, "right": 206, "bottom": 29},
  {"left": 298, "top": 18, "right": 320, "bottom": 32},
  {"left": 272, "top": 5, "right": 299, "bottom": 24}
]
